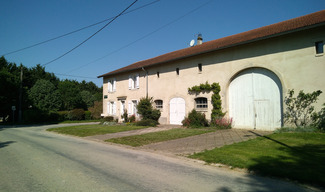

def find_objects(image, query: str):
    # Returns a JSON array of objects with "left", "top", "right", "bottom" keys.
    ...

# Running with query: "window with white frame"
[
  {"left": 154, "top": 100, "right": 163, "bottom": 109},
  {"left": 195, "top": 97, "right": 208, "bottom": 109},
  {"left": 108, "top": 78, "right": 116, "bottom": 92},
  {"left": 107, "top": 101, "right": 116, "bottom": 115},
  {"left": 128, "top": 100, "right": 138, "bottom": 116},
  {"left": 128, "top": 74, "right": 139, "bottom": 89}
]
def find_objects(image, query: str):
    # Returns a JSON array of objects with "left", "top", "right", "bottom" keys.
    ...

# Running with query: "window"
[
  {"left": 107, "top": 101, "right": 116, "bottom": 115},
  {"left": 176, "top": 68, "right": 179, "bottom": 75},
  {"left": 315, "top": 41, "right": 324, "bottom": 54},
  {"left": 154, "top": 100, "right": 163, "bottom": 109},
  {"left": 195, "top": 97, "right": 208, "bottom": 109},
  {"left": 157, "top": 72, "right": 160, "bottom": 78},
  {"left": 108, "top": 78, "right": 116, "bottom": 92},
  {"left": 128, "top": 74, "right": 139, "bottom": 89},
  {"left": 198, "top": 63, "right": 202, "bottom": 73},
  {"left": 128, "top": 100, "right": 138, "bottom": 116}
]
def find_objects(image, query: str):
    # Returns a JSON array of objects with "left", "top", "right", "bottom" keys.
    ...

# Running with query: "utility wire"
[
  {"left": 64, "top": 0, "right": 213, "bottom": 75},
  {"left": 42, "top": 0, "right": 138, "bottom": 66},
  {"left": 1, "top": 0, "right": 158, "bottom": 57},
  {"left": 55, "top": 73, "right": 97, "bottom": 80}
]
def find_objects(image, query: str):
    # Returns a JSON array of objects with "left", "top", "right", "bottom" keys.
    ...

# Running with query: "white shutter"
[
  {"left": 136, "top": 74, "right": 139, "bottom": 89},
  {"left": 107, "top": 102, "right": 110, "bottom": 114},
  {"left": 128, "top": 101, "right": 132, "bottom": 115},
  {"left": 113, "top": 78, "right": 116, "bottom": 91},
  {"left": 113, "top": 101, "right": 116, "bottom": 115},
  {"left": 128, "top": 76, "right": 132, "bottom": 89},
  {"left": 108, "top": 81, "right": 111, "bottom": 92}
]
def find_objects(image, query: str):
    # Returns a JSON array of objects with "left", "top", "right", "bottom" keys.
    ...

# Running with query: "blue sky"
[{"left": 1, "top": 0, "right": 324, "bottom": 87}]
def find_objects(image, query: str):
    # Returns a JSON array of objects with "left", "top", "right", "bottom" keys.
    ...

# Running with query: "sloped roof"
[{"left": 98, "top": 10, "right": 325, "bottom": 78}]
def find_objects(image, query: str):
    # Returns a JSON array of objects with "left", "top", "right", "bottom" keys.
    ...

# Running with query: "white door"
[
  {"left": 229, "top": 68, "right": 282, "bottom": 130},
  {"left": 169, "top": 97, "right": 186, "bottom": 125}
]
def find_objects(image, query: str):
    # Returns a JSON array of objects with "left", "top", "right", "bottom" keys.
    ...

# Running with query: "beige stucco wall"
[{"left": 102, "top": 25, "right": 325, "bottom": 126}]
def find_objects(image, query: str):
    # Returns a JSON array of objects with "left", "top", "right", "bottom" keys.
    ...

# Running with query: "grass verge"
[
  {"left": 189, "top": 132, "right": 325, "bottom": 187},
  {"left": 106, "top": 128, "right": 213, "bottom": 147},
  {"left": 47, "top": 124, "right": 148, "bottom": 137}
]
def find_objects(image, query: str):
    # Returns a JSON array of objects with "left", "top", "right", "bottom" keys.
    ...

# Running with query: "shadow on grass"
[{"left": 248, "top": 131, "right": 325, "bottom": 187}]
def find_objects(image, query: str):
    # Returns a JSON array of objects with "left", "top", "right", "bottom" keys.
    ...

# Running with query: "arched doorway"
[
  {"left": 169, "top": 97, "right": 185, "bottom": 125},
  {"left": 229, "top": 68, "right": 282, "bottom": 130}
]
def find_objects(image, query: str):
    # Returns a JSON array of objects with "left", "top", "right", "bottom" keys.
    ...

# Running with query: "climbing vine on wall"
[{"left": 188, "top": 81, "right": 225, "bottom": 120}]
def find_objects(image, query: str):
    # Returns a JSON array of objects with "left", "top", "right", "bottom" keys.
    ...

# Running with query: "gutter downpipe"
[{"left": 142, "top": 67, "right": 148, "bottom": 98}]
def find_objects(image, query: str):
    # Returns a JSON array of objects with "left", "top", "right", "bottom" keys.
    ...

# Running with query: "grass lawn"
[
  {"left": 47, "top": 124, "right": 148, "bottom": 137},
  {"left": 189, "top": 132, "right": 325, "bottom": 187},
  {"left": 106, "top": 128, "right": 214, "bottom": 147}
]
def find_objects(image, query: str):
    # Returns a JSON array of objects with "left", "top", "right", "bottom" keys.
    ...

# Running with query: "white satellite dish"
[{"left": 190, "top": 39, "right": 195, "bottom": 47}]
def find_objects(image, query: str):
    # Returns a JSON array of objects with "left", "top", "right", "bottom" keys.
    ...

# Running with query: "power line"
[
  {"left": 42, "top": 0, "right": 138, "bottom": 66},
  {"left": 64, "top": 0, "right": 214, "bottom": 74},
  {"left": 55, "top": 73, "right": 97, "bottom": 80},
  {"left": 1, "top": 0, "right": 159, "bottom": 56}
]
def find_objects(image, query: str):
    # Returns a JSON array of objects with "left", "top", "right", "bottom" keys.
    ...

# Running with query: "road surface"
[{"left": 0, "top": 124, "right": 312, "bottom": 191}]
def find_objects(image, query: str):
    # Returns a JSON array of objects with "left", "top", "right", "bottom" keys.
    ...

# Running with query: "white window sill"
[{"left": 196, "top": 108, "right": 208, "bottom": 112}]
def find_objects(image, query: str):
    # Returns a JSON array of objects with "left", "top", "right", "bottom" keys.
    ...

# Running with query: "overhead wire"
[
  {"left": 63, "top": 0, "right": 214, "bottom": 75},
  {"left": 41, "top": 0, "right": 138, "bottom": 66},
  {"left": 55, "top": 73, "right": 97, "bottom": 80},
  {"left": 1, "top": 0, "right": 159, "bottom": 56}
]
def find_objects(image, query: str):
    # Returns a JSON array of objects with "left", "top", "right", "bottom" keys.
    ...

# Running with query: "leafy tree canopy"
[{"left": 28, "top": 79, "right": 61, "bottom": 112}]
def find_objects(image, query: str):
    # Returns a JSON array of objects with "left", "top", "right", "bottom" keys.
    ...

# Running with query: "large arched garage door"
[
  {"left": 169, "top": 97, "right": 186, "bottom": 125},
  {"left": 229, "top": 68, "right": 282, "bottom": 131}
]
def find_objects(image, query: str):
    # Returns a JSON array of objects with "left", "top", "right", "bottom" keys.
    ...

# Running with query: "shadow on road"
[{"left": 0, "top": 141, "right": 16, "bottom": 148}]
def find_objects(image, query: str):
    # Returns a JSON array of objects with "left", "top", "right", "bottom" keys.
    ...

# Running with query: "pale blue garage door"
[{"left": 229, "top": 68, "right": 282, "bottom": 130}]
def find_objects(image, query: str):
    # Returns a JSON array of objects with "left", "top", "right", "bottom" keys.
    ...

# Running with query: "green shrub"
[
  {"left": 312, "top": 103, "right": 325, "bottom": 131},
  {"left": 57, "top": 111, "right": 69, "bottom": 121},
  {"left": 284, "top": 89, "right": 322, "bottom": 127},
  {"left": 85, "top": 111, "right": 92, "bottom": 120},
  {"left": 182, "top": 109, "right": 208, "bottom": 128},
  {"left": 68, "top": 109, "right": 85, "bottom": 120},
  {"left": 136, "top": 119, "right": 158, "bottom": 127},
  {"left": 89, "top": 100, "right": 102, "bottom": 119},
  {"left": 136, "top": 97, "right": 161, "bottom": 121},
  {"left": 23, "top": 109, "right": 46, "bottom": 123},
  {"left": 121, "top": 110, "right": 129, "bottom": 123},
  {"left": 102, "top": 116, "right": 114, "bottom": 122},
  {"left": 23, "top": 109, "right": 59, "bottom": 123},
  {"left": 47, "top": 111, "right": 60, "bottom": 122}
]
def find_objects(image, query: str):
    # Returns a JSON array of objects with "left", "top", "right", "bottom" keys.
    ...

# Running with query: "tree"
[
  {"left": 88, "top": 100, "right": 102, "bottom": 119},
  {"left": 28, "top": 79, "right": 61, "bottom": 112},
  {"left": 0, "top": 57, "right": 20, "bottom": 121},
  {"left": 284, "top": 89, "right": 322, "bottom": 127},
  {"left": 58, "top": 80, "right": 85, "bottom": 110},
  {"left": 80, "top": 90, "right": 95, "bottom": 108}
]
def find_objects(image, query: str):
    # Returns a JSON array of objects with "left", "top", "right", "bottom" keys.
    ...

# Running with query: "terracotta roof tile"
[{"left": 98, "top": 10, "right": 325, "bottom": 78}]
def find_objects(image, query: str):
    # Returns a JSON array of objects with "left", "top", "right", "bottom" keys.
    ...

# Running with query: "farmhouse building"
[{"left": 98, "top": 10, "right": 325, "bottom": 131}]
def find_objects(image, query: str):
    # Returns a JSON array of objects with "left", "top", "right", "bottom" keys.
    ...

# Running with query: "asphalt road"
[{"left": 0, "top": 124, "right": 313, "bottom": 192}]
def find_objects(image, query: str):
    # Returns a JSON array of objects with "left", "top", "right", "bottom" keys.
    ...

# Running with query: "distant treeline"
[{"left": 0, "top": 56, "right": 102, "bottom": 123}]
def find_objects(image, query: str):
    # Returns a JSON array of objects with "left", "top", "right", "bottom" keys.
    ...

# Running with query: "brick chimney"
[{"left": 197, "top": 34, "right": 203, "bottom": 45}]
